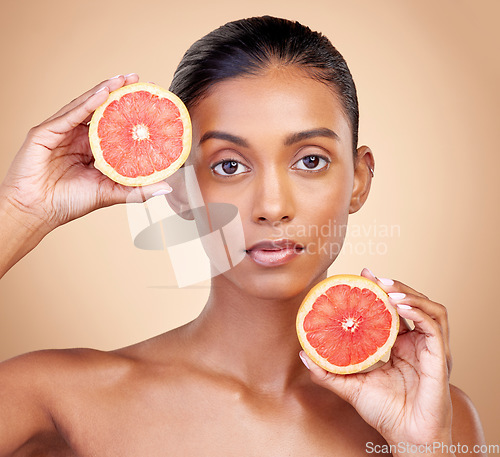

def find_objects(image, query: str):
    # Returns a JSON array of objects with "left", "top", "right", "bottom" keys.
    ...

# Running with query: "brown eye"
[
  {"left": 303, "top": 156, "right": 319, "bottom": 168},
  {"left": 212, "top": 160, "right": 248, "bottom": 176},
  {"left": 293, "top": 155, "right": 329, "bottom": 171}
]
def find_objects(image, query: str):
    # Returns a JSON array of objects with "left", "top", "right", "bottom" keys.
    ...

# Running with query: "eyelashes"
[
  {"left": 211, "top": 155, "right": 331, "bottom": 177},
  {"left": 293, "top": 155, "right": 330, "bottom": 172},
  {"left": 212, "top": 159, "right": 248, "bottom": 176}
]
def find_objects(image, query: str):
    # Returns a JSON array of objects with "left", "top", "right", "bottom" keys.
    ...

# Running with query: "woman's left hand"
[{"left": 300, "top": 268, "right": 454, "bottom": 452}]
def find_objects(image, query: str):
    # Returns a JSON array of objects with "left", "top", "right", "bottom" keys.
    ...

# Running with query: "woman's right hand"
[{"left": 0, "top": 74, "right": 173, "bottom": 235}]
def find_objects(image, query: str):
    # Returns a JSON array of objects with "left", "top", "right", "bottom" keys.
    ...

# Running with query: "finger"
[
  {"left": 388, "top": 293, "right": 452, "bottom": 374},
  {"left": 123, "top": 182, "right": 174, "bottom": 204},
  {"left": 397, "top": 315, "right": 414, "bottom": 335},
  {"left": 391, "top": 304, "right": 449, "bottom": 379},
  {"left": 44, "top": 75, "right": 120, "bottom": 122},
  {"left": 388, "top": 293, "right": 449, "bottom": 335},
  {"left": 26, "top": 86, "right": 111, "bottom": 152},
  {"left": 39, "top": 86, "right": 110, "bottom": 141},
  {"left": 360, "top": 269, "right": 416, "bottom": 334},
  {"left": 79, "top": 73, "right": 142, "bottom": 126},
  {"left": 361, "top": 268, "right": 429, "bottom": 299},
  {"left": 45, "top": 73, "right": 139, "bottom": 123},
  {"left": 123, "top": 72, "right": 140, "bottom": 85},
  {"left": 93, "top": 177, "right": 174, "bottom": 208},
  {"left": 299, "top": 351, "right": 365, "bottom": 407}
]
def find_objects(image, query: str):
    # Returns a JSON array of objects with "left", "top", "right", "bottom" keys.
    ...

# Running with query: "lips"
[
  {"left": 246, "top": 239, "right": 304, "bottom": 252},
  {"left": 245, "top": 239, "right": 304, "bottom": 267}
]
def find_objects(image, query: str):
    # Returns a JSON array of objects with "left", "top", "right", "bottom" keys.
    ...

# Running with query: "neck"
[{"left": 184, "top": 270, "right": 327, "bottom": 394}]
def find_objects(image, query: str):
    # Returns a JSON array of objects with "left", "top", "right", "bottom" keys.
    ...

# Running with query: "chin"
[{"left": 218, "top": 258, "right": 330, "bottom": 302}]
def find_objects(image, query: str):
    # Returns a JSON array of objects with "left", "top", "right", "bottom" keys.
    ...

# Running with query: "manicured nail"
[
  {"left": 388, "top": 292, "right": 406, "bottom": 300},
  {"left": 365, "top": 268, "right": 376, "bottom": 278},
  {"left": 378, "top": 277, "right": 394, "bottom": 286},
  {"left": 396, "top": 304, "right": 412, "bottom": 310},
  {"left": 299, "top": 352, "right": 310, "bottom": 370},
  {"left": 152, "top": 188, "right": 172, "bottom": 196},
  {"left": 125, "top": 73, "right": 137, "bottom": 78},
  {"left": 95, "top": 86, "right": 109, "bottom": 95}
]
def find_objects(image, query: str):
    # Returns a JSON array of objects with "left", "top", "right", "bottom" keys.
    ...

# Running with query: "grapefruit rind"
[
  {"left": 296, "top": 274, "right": 399, "bottom": 375},
  {"left": 88, "top": 82, "right": 192, "bottom": 187}
]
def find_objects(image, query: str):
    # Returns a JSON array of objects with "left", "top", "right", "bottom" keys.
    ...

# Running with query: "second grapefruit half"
[
  {"left": 89, "top": 82, "right": 192, "bottom": 187},
  {"left": 296, "top": 274, "right": 399, "bottom": 374}
]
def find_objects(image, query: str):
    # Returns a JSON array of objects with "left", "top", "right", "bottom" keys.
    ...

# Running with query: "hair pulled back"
[{"left": 169, "top": 15, "right": 359, "bottom": 155}]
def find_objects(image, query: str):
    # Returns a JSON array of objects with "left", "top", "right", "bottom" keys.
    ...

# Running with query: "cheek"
[
  {"left": 296, "top": 168, "right": 353, "bottom": 216},
  {"left": 295, "top": 173, "right": 352, "bottom": 254},
  {"left": 185, "top": 161, "right": 222, "bottom": 206}
]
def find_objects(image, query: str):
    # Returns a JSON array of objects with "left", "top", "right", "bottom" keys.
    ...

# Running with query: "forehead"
[{"left": 189, "top": 67, "right": 352, "bottom": 150}]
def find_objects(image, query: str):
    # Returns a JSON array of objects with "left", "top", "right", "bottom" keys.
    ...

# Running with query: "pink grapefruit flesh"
[
  {"left": 296, "top": 274, "right": 399, "bottom": 374},
  {"left": 89, "top": 82, "right": 192, "bottom": 187}
]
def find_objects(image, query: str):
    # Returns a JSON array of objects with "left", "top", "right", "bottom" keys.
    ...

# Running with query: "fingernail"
[
  {"left": 299, "top": 352, "right": 310, "bottom": 370},
  {"left": 95, "top": 86, "right": 109, "bottom": 95},
  {"left": 388, "top": 292, "right": 406, "bottom": 300},
  {"left": 110, "top": 74, "right": 123, "bottom": 79},
  {"left": 125, "top": 73, "right": 137, "bottom": 78},
  {"left": 152, "top": 188, "right": 172, "bottom": 197},
  {"left": 365, "top": 268, "right": 376, "bottom": 278},
  {"left": 378, "top": 277, "right": 394, "bottom": 286},
  {"left": 396, "top": 304, "right": 412, "bottom": 310}
]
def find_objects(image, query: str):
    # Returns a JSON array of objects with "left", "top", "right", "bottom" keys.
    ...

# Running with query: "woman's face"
[{"left": 186, "top": 67, "right": 369, "bottom": 300}]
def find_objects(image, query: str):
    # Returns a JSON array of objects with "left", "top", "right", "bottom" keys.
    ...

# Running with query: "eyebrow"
[
  {"left": 284, "top": 128, "right": 340, "bottom": 146},
  {"left": 198, "top": 127, "right": 340, "bottom": 148}
]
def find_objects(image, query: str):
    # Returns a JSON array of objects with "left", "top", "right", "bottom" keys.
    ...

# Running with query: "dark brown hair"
[{"left": 170, "top": 15, "right": 359, "bottom": 156}]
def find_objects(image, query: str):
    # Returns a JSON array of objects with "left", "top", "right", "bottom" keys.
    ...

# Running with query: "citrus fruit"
[
  {"left": 296, "top": 274, "right": 399, "bottom": 374},
  {"left": 88, "top": 82, "right": 192, "bottom": 186}
]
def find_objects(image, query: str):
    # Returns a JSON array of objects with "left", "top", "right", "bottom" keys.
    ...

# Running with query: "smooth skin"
[{"left": 0, "top": 71, "right": 486, "bottom": 456}]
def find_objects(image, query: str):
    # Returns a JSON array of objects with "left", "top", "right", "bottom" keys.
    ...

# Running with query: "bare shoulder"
[
  {"left": 1, "top": 346, "right": 132, "bottom": 379},
  {"left": 449, "top": 384, "right": 487, "bottom": 448},
  {"left": 0, "top": 331, "right": 192, "bottom": 456},
  {"left": 1, "top": 329, "right": 185, "bottom": 401},
  {"left": 0, "top": 347, "right": 134, "bottom": 406},
  {"left": 0, "top": 347, "right": 131, "bottom": 456}
]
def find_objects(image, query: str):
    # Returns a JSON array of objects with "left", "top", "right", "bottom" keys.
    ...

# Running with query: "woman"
[{"left": 0, "top": 16, "right": 486, "bottom": 456}]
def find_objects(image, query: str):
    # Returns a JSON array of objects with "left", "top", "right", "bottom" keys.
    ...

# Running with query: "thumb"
[
  {"left": 103, "top": 181, "right": 174, "bottom": 205},
  {"left": 299, "top": 351, "right": 363, "bottom": 406}
]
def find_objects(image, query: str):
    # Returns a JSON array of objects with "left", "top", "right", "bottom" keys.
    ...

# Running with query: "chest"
[{"left": 52, "top": 385, "right": 391, "bottom": 457}]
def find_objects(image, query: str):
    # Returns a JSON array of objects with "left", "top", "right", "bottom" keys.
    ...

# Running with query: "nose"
[{"left": 251, "top": 167, "right": 295, "bottom": 225}]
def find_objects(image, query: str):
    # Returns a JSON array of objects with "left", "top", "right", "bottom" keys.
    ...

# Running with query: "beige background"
[{"left": 1, "top": 0, "right": 499, "bottom": 444}]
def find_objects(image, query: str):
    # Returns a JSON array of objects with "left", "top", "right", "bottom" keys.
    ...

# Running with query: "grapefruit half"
[
  {"left": 296, "top": 274, "right": 399, "bottom": 374},
  {"left": 89, "top": 82, "right": 192, "bottom": 186}
]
